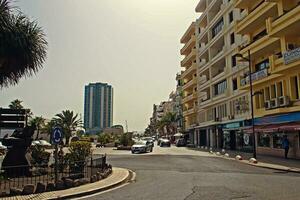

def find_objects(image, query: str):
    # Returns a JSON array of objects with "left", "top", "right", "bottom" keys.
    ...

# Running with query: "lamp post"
[{"left": 236, "top": 50, "right": 256, "bottom": 159}]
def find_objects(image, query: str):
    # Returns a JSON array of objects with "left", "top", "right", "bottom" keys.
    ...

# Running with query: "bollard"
[
  {"left": 249, "top": 158, "right": 258, "bottom": 164},
  {"left": 235, "top": 155, "right": 243, "bottom": 160}
]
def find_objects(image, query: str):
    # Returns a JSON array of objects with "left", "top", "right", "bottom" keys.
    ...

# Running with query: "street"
[{"left": 80, "top": 145, "right": 300, "bottom": 200}]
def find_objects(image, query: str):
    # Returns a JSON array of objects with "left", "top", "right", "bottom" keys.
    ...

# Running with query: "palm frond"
[{"left": 0, "top": 0, "right": 47, "bottom": 87}]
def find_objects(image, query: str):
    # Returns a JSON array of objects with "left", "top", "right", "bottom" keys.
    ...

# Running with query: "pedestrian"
[{"left": 282, "top": 135, "right": 289, "bottom": 159}]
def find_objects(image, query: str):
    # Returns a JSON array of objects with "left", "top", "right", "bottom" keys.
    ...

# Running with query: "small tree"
[
  {"left": 30, "top": 116, "right": 45, "bottom": 140},
  {"left": 55, "top": 110, "right": 82, "bottom": 146},
  {"left": 65, "top": 141, "right": 92, "bottom": 172},
  {"left": 119, "top": 133, "right": 134, "bottom": 147}
]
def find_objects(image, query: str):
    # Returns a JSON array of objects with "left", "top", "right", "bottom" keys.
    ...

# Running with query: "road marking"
[{"left": 71, "top": 171, "right": 136, "bottom": 200}]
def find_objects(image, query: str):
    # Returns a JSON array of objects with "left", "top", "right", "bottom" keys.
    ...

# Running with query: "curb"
[
  {"left": 199, "top": 149, "right": 300, "bottom": 173},
  {"left": 48, "top": 168, "right": 134, "bottom": 200}
]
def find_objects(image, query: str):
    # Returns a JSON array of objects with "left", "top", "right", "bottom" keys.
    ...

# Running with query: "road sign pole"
[
  {"left": 52, "top": 126, "right": 63, "bottom": 184},
  {"left": 54, "top": 144, "right": 58, "bottom": 183}
]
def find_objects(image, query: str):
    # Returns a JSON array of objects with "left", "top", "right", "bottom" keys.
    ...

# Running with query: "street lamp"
[{"left": 235, "top": 50, "right": 257, "bottom": 159}]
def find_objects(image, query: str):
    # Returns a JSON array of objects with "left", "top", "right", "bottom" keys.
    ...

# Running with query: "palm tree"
[
  {"left": 0, "top": 0, "right": 47, "bottom": 88},
  {"left": 30, "top": 116, "right": 45, "bottom": 140},
  {"left": 55, "top": 110, "right": 82, "bottom": 145},
  {"left": 8, "top": 99, "right": 23, "bottom": 109}
]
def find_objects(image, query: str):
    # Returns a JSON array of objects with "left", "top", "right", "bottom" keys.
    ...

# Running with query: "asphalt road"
[{"left": 79, "top": 145, "right": 300, "bottom": 200}]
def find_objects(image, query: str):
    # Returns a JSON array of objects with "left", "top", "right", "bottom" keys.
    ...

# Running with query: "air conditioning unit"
[
  {"left": 270, "top": 98, "right": 278, "bottom": 109},
  {"left": 278, "top": 96, "right": 291, "bottom": 107},
  {"left": 265, "top": 100, "right": 271, "bottom": 110}
]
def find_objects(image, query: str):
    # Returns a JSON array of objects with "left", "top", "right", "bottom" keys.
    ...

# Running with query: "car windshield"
[{"left": 134, "top": 141, "right": 146, "bottom": 145}]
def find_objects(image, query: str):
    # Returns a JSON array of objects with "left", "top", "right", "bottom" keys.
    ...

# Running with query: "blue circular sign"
[{"left": 52, "top": 127, "right": 63, "bottom": 144}]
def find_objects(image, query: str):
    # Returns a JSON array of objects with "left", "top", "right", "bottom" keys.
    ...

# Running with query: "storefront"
[
  {"left": 222, "top": 121, "right": 253, "bottom": 152},
  {"left": 252, "top": 112, "right": 300, "bottom": 159}
]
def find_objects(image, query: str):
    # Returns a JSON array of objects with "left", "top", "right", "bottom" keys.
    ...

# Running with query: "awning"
[
  {"left": 243, "top": 124, "right": 280, "bottom": 134},
  {"left": 279, "top": 123, "right": 300, "bottom": 131}
]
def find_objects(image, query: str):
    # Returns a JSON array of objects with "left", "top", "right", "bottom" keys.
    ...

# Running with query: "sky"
[{"left": 0, "top": 0, "right": 198, "bottom": 131}]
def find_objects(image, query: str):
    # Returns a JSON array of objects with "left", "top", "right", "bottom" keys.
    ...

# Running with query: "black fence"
[{"left": 0, "top": 154, "right": 107, "bottom": 195}]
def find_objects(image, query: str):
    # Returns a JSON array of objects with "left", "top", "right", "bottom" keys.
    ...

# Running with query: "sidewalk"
[
  {"left": 0, "top": 167, "right": 132, "bottom": 200},
  {"left": 190, "top": 147, "right": 300, "bottom": 173}
]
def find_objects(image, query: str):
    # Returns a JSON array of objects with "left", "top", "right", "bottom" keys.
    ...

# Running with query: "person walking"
[{"left": 282, "top": 135, "right": 290, "bottom": 159}]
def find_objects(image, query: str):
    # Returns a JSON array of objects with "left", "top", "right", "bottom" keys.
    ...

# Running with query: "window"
[
  {"left": 229, "top": 11, "right": 234, "bottom": 23},
  {"left": 232, "top": 55, "right": 236, "bottom": 67},
  {"left": 214, "top": 80, "right": 227, "bottom": 96},
  {"left": 258, "top": 134, "right": 271, "bottom": 147},
  {"left": 291, "top": 76, "right": 299, "bottom": 99},
  {"left": 255, "top": 59, "right": 269, "bottom": 71},
  {"left": 253, "top": 29, "right": 267, "bottom": 42},
  {"left": 265, "top": 87, "right": 270, "bottom": 100},
  {"left": 271, "top": 84, "right": 276, "bottom": 99},
  {"left": 230, "top": 33, "right": 235, "bottom": 45},
  {"left": 212, "top": 18, "right": 224, "bottom": 38},
  {"left": 232, "top": 78, "right": 238, "bottom": 91},
  {"left": 277, "top": 82, "right": 283, "bottom": 97},
  {"left": 273, "top": 133, "right": 284, "bottom": 149}
]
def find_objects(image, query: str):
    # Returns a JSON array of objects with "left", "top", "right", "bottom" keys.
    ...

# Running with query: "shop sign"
[
  {"left": 283, "top": 47, "right": 300, "bottom": 65},
  {"left": 243, "top": 134, "right": 250, "bottom": 145}
]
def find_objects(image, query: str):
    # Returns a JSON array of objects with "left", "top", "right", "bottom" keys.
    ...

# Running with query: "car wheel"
[{"left": 131, "top": 151, "right": 134, "bottom": 154}]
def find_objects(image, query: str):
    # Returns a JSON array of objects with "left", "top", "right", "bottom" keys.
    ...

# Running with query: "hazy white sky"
[{"left": 0, "top": 0, "right": 198, "bottom": 131}]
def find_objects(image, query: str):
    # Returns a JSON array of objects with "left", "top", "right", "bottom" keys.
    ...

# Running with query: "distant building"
[
  {"left": 84, "top": 82, "right": 113, "bottom": 134},
  {"left": 103, "top": 125, "right": 124, "bottom": 135}
]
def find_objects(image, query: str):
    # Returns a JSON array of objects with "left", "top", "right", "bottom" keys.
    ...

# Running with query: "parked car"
[
  {"left": 131, "top": 140, "right": 153, "bottom": 154},
  {"left": 31, "top": 140, "right": 52, "bottom": 148},
  {"left": 160, "top": 139, "right": 171, "bottom": 147},
  {"left": 175, "top": 138, "right": 186, "bottom": 147},
  {"left": 0, "top": 142, "right": 7, "bottom": 150},
  {"left": 141, "top": 137, "right": 154, "bottom": 147}
]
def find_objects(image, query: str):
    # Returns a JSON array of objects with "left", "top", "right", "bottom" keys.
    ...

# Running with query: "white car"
[
  {"left": 31, "top": 140, "right": 52, "bottom": 147},
  {"left": 0, "top": 142, "right": 7, "bottom": 150},
  {"left": 131, "top": 141, "right": 153, "bottom": 154}
]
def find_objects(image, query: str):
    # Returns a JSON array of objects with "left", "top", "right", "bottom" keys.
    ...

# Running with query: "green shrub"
[
  {"left": 30, "top": 145, "right": 50, "bottom": 166},
  {"left": 65, "top": 141, "right": 92, "bottom": 172},
  {"left": 119, "top": 133, "right": 134, "bottom": 147}
]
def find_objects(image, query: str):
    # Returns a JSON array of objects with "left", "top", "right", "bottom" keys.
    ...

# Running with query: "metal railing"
[{"left": 0, "top": 154, "right": 107, "bottom": 195}]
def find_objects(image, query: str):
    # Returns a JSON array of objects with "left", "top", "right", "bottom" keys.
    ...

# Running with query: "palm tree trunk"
[{"left": 35, "top": 128, "right": 40, "bottom": 140}]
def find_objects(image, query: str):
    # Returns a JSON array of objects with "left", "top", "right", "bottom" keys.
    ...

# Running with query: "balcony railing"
[{"left": 240, "top": 68, "right": 268, "bottom": 86}]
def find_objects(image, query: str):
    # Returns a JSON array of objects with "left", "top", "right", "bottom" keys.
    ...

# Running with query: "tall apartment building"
[
  {"left": 84, "top": 82, "right": 113, "bottom": 134},
  {"left": 180, "top": 22, "right": 198, "bottom": 134},
  {"left": 235, "top": 0, "right": 300, "bottom": 158},
  {"left": 188, "top": 0, "right": 251, "bottom": 151}
]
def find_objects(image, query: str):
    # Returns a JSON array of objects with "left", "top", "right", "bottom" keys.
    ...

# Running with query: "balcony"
[
  {"left": 181, "top": 35, "right": 196, "bottom": 55},
  {"left": 199, "top": 75, "right": 207, "bottom": 85},
  {"left": 181, "top": 49, "right": 196, "bottom": 67},
  {"left": 182, "top": 93, "right": 197, "bottom": 104},
  {"left": 235, "top": 0, "right": 264, "bottom": 9},
  {"left": 182, "top": 78, "right": 197, "bottom": 91},
  {"left": 198, "top": 59, "right": 207, "bottom": 69},
  {"left": 183, "top": 107, "right": 197, "bottom": 117},
  {"left": 240, "top": 68, "right": 269, "bottom": 86},
  {"left": 180, "top": 22, "right": 196, "bottom": 44},
  {"left": 235, "top": 1, "right": 277, "bottom": 34},
  {"left": 239, "top": 35, "right": 280, "bottom": 60},
  {"left": 181, "top": 63, "right": 197, "bottom": 79},
  {"left": 267, "top": 5, "right": 300, "bottom": 37}
]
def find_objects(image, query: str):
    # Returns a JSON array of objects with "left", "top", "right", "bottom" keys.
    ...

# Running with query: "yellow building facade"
[
  {"left": 235, "top": 0, "right": 300, "bottom": 158},
  {"left": 180, "top": 23, "right": 198, "bottom": 131}
]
